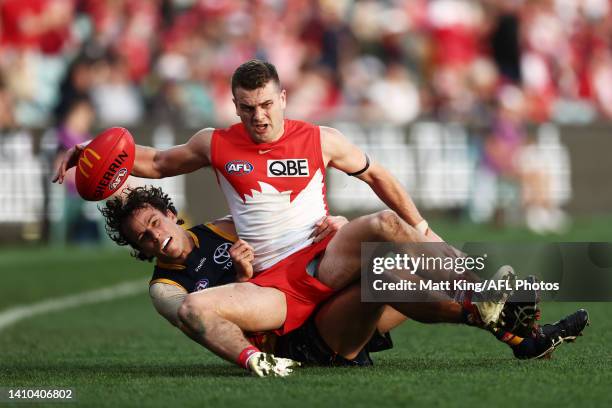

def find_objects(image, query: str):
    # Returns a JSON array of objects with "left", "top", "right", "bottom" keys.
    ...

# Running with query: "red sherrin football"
[{"left": 75, "top": 127, "right": 135, "bottom": 201}]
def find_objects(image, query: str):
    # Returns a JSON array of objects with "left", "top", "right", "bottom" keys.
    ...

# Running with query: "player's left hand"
[
  {"left": 247, "top": 352, "right": 301, "bottom": 377},
  {"left": 312, "top": 215, "right": 348, "bottom": 243},
  {"left": 229, "top": 239, "right": 254, "bottom": 282},
  {"left": 52, "top": 143, "right": 86, "bottom": 184}
]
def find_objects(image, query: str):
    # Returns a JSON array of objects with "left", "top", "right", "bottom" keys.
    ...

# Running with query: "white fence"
[
  {"left": 0, "top": 122, "right": 571, "bottom": 234},
  {"left": 327, "top": 122, "right": 572, "bottom": 223}
]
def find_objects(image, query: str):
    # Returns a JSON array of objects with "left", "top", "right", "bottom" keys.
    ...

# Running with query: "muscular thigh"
[{"left": 185, "top": 282, "right": 287, "bottom": 332}]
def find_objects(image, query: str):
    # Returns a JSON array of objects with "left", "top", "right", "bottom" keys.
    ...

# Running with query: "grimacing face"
[
  {"left": 233, "top": 81, "right": 287, "bottom": 143},
  {"left": 122, "top": 205, "right": 193, "bottom": 262}
]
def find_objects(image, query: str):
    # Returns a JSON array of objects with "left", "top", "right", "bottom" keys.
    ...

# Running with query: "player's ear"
[
  {"left": 232, "top": 97, "right": 239, "bottom": 116},
  {"left": 166, "top": 209, "right": 177, "bottom": 222},
  {"left": 279, "top": 89, "right": 287, "bottom": 109}
]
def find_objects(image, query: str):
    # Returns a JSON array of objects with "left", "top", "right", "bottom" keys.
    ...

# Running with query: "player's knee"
[
  {"left": 177, "top": 297, "right": 197, "bottom": 327},
  {"left": 177, "top": 295, "right": 214, "bottom": 329},
  {"left": 371, "top": 210, "right": 402, "bottom": 239}
]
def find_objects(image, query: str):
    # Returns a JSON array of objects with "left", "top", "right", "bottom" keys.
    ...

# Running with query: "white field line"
[{"left": 0, "top": 279, "right": 147, "bottom": 332}]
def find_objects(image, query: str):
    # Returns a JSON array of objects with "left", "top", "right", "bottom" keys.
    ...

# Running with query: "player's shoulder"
[
  {"left": 186, "top": 127, "right": 215, "bottom": 155},
  {"left": 319, "top": 125, "right": 349, "bottom": 151},
  {"left": 319, "top": 125, "right": 344, "bottom": 138},
  {"left": 285, "top": 118, "right": 319, "bottom": 132},
  {"left": 212, "top": 122, "right": 244, "bottom": 136},
  {"left": 191, "top": 222, "right": 237, "bottom": 244},
  {"left": 188, "top": 127, "right": 215, "bottom": 141}
]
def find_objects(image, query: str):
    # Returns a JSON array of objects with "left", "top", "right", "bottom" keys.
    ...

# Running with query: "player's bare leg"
[
  {"left": 317, "top": 210, "right": 473, "bottom": 290},
  {"left": 315, "top": 284, "right": 464, "bottom": 360},
  {"left": 316, "top": 210, "right": 524, "bottom": 339},
  {"left": 178, "top": 282, "right": 286, "bottom": 362},
  {"left": 317, "top": 211, "right": 467, "bottom": 312},
  {"left": 314, "top": 284, "right": 385, "bottom": 359}
]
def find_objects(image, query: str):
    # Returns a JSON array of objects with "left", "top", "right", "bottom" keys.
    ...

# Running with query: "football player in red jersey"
[{"left": 55, "top": 60, "right": 567, "bottom": 371}]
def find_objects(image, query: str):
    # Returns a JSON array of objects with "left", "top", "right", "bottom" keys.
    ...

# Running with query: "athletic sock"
[
  {"left": 459, "top": 292, "right": 482, "bottom": 326},
  {"left": 495, "top": 330, "right": 525, "bottom": 348}
]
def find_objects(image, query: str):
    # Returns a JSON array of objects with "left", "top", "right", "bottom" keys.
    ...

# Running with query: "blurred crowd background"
[
  {"left": 1, "top": 0, "right": 611, "bottom": 244},
  {"left": 2, "top": 0, "right": 612, "bottom": 127}
]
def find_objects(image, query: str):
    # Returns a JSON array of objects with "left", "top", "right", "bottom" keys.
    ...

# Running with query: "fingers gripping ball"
[{"left": 75, "top": 127, "right": 135, "bottom": 201}]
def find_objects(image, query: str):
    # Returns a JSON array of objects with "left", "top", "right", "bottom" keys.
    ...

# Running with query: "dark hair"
[
  {"left": 99, "top": 186, "right": 184, "bottom": 261},
  {"left": 231, "top": 59, "right": 281, "bottom": 95}
]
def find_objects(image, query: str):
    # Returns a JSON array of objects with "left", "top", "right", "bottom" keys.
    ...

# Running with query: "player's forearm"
[
  {"left": 362, "top": 166, "right": 424, "bottom": 227},
  {"left": 132, "top": 145, "right": 164, "bottom": 179}
]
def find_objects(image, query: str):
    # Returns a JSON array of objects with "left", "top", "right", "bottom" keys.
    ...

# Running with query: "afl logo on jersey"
[
  {"left": 195, "top": 279, "right": 209, "bottom": 291},
  {"left": 225, "top": 160, "right": 253, "bottom": 175}
]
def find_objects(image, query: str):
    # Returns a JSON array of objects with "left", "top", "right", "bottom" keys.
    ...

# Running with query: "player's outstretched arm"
[
  {"left": 321, "top": 126, "right": 427, "bottom": 231},
  {"left": 132, "top": 128, "right": 213, "bottom": 179},
  {"left": 52, "top": 128, "right": 214, "bottom": 183}
]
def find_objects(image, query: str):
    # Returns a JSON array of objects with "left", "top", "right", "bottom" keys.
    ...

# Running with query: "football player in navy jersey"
[{"left": 100, "top": 186, "right": 589, "bottom": 377}]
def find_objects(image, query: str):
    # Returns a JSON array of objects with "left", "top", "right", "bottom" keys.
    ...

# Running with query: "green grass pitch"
[{"left": 1, "top": 217, "right": 611, "bottom": 407}]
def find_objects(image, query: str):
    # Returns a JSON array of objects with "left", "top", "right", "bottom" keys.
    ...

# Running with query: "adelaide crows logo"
[{"left": 195, "top": 279, "right": 209, "bottom": 291}]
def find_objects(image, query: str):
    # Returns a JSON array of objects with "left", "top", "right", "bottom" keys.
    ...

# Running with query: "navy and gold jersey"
[
  {"left": 149, "top": 222, "right": 393, "bottom": 366},
  {"left": 150, "top": 223, "right": 237, "bottom": 293}
]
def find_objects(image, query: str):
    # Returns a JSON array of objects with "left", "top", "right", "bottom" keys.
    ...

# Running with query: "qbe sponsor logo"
[
  {"left": 267, "top": 159, "right": 309, "bottom": 177},
  {"left": 225, "top": 160, "right": 254, "bottom": 175}
]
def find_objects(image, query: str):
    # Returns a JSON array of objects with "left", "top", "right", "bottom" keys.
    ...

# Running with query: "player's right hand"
[
  {"left": 52, "top": 143, "right": 86, "bottom": 184},
  {"left": 230, "top": 239, "right": 254, "bottom": 282},
  {"left": 247, "top": 352, "right": 301, "bottom": 377},
  {"left": 312, "top": 215, "right": 348, "bottom": 243}
]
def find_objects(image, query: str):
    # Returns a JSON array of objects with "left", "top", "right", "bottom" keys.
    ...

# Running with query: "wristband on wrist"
[
  {"left": 237, "top": 345, "right": 260, "bottom": 369},
  {"left": 415, "top": 219, "right": 429, "bottom": 235}
]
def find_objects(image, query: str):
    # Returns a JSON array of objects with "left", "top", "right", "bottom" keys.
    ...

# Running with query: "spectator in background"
[
  {"left": 0, "top": 0, "right": 73, "bottom": 54},
  {"left": 0, "top": 79, "right": 35, "bottom": 161},
  {"left": 470, "top": 85, "right": 527, "bottom": 226},
  {"left": 366, "top": 62, "right": 421, "bottom": 125},
  {"left": 0, "top": 79, "right": 40, "bottom": 231},
  {"left": 90, "top": 54, "right": 144, "bottom": 126},
  {"left": 53, "top": 56, "right": 96, "bottom": 125},
  {"left": 589, "top": 48, "right": 612, "bottom": 118},
  {"left": 0, "top": 0, "right": 609, "bottom": 127},
  {"left": 52, "top": 97, "right": 100, "bottom": 244},
  {"left": 286, "top": 64, "right": 341, "bottom": 122},
  {"left": 490, "top": 0, "right": 522, "bottom": 83},
  {"left": 0, "top": 82, "right": 18, "bottom": 138},
  {"left": 517, "top": 133, "right": 569, "bottom": 234}
]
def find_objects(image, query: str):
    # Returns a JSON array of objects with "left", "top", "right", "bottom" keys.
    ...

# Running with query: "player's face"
[
  {"left": 233, "top": 81, "right": 287, "bottom": 143},
  {"left": 122, "top": 206, "right": 193, "bottom": 262}
]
